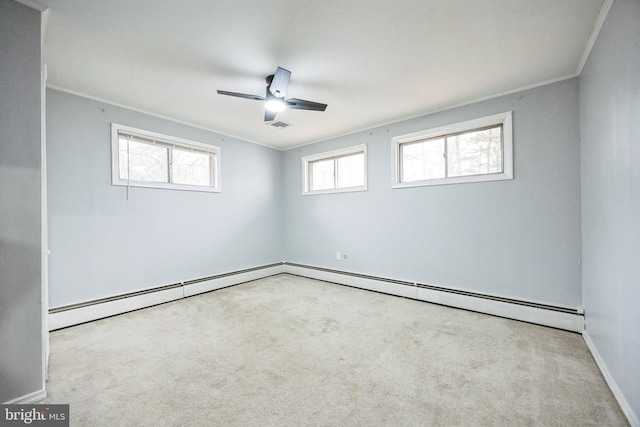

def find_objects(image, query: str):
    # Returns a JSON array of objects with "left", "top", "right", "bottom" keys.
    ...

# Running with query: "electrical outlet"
[{"left": 336, "top": 251, "right": 341, "bottom": 261}]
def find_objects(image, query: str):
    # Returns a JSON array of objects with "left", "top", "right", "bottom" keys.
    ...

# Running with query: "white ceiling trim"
[
  {"left": 576, "top": 0, "right": 615, "bottom": 75},
  {"left": 50, "top": 71, "right": 581, "bottom": 154},
  {"left": 45, "top": 84, "right": 279, "bottom": 150},
  {"left": 40, "top": 0, "right": 607, "bottom": 150},
  {"left": 46, "top": 0, "right": 613, "bottom": 155},
  {"left": 286, "top": 73, "right": 580, "bottom": 151}
]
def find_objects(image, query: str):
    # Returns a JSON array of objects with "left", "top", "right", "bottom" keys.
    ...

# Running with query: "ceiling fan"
[{"left": 217, "top": 67, "right": 327, "bottom": 122}]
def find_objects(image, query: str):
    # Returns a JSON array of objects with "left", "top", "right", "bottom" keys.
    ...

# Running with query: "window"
[
  {"left": 111, "top": 124, "right": 220, "bottom": 192},
  {"left": 393, "top": 112, "right": 513, "bottom": 188},
  {"left": 302, "top": 144, "right": 367, "bottom": 195}
]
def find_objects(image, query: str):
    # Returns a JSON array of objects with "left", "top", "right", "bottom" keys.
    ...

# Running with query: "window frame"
[
  {"left": 392, "top": 111, "right": 513, "bottom": 188},
  {"left": 302, "top": 144, "right": 368, "bottom": 195},
  {"left": 111, "top": 123, "right": 221, "bottom": 193}
]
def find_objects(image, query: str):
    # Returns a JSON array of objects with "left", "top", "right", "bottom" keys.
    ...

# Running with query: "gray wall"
[
  {"left": 580, "top": 0, "right": 640, "bottom": 420},
  {"left": 47, "top": 89, "right": 283, "bottom": 307},
  {"left": 283, "top": 79, "right": 582, "bottom": 307},
  {"left": 0, "top": 0, "right": 44, "bottom": 402}
]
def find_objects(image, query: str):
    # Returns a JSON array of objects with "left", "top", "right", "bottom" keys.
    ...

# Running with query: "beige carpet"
[{"left": 42, "top": 274, "right": 628, "bottom": 426}]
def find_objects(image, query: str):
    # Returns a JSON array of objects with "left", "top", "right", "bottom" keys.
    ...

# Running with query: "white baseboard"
[
  {"left": 49, "top": 262, "right": 582, "bottom": 333},
  {"left": 183, "top": 265, "right": 283, "bottom": 297},
  {"left": 3, "top": 388, "right": 47, "bottom": 404},
  {"left": 284, "top": 263, "right": 583, "bottom": 333},
  {"left": 414, "top": 286, "right": 581, "bottom": 332},
  {"left": 49, "top": 287, "right": 184, "bottom": 331},
  {"left": 49, "top": 264, "right": 284, "bottom": 331},
  {"left": 583, "top": 331, "right": 640, "bottom": 427}
]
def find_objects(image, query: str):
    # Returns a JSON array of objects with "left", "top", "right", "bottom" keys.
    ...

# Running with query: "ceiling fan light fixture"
[
  {"left": 265, "top": 99, "right": 286, "bottom": 113},
  {"left": 217, "top": 67, "right": 326, "bottom": 122}
]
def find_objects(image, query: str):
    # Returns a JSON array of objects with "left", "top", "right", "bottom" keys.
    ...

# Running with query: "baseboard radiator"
[
  {"left": 49, "top": 261, "right": 583, "bottom": 333},
  {"left": 283, "top": 262, "right": 584, "bottom": 333},
  {"left": 48, "top": 263, "right": 284, "bottom": 331}
]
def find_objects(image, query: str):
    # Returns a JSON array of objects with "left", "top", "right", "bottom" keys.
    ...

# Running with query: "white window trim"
[
  {"left": 111, "top": 123, "right": 221, "bottom": 193},
  {"left": 302, "top": 144, "right": 368, "bottom": 195},
  {"left": 391, "top": 111, "right": 513, "bottom": 188}
]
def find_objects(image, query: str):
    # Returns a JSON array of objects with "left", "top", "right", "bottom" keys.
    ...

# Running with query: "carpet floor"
[{"left": 42, "top": 274, "right": 628, "bottom": 426}]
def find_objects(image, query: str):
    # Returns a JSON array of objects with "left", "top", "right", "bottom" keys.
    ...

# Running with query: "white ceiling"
[{"left": 41, "top": 0, "right": 607, "bottom": 150}]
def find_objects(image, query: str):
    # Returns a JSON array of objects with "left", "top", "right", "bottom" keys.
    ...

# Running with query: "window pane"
[
  {"left": 310, "top": 158, "right": 335, "bottom": 191},
  {"left": 447, "top": 126, "right": 502, "bottom": 177},
  {"left": 400, "top": 137, "right": 445, "bottom": 182},
  {"left": 337, "top": 153, "right": 365, "bottom": 188},
  {"left": 172, "top": 149, "right": 212, "bottom": 187},
  {"left": 119, "top": 137, "right": 169, "bottom": 183}
]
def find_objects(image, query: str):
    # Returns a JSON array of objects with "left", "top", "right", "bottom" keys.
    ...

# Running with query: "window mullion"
[
  {"left": 167, "top": 146, "right": 173, "bottom": 184},
  {"left": 443, "top": 135, "right": 449, "bottom": 179},
  {"left": 126, "top": 134, "right": 131, "bottom": 200},
  {"left": 333, "top": 157, "right": 339, "bottom": 189}
]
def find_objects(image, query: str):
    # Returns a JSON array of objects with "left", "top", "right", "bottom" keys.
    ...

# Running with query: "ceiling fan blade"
[
  {"left": 268, "top": 67, "right": 291, "bottom": 98},
  {"left": 220, "top": 68, "right": 323, "bottom": 121},
  {"left": 285, "top": 98, "right": 327, "bottom": 111},
  {"left": 217, "top": 90, "right": 264, "bottom": 101}
]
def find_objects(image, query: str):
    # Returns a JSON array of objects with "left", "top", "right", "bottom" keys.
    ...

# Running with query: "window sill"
[
  {"left": 393, "top": 172, "right": 512, "bottom": 189},
  {"left": 302, "top": 186, "right": 368, "bottom": 196},
  {"left": 112, "top": 181, "right": 221, "bottom": 193}
]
